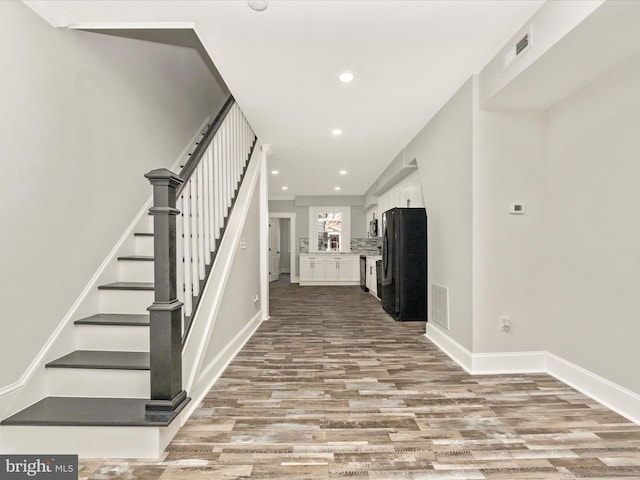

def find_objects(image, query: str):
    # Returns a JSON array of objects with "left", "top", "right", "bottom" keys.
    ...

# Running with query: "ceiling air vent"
[{"left": 503, "top": 27, "right": 532, "bottom": 71}]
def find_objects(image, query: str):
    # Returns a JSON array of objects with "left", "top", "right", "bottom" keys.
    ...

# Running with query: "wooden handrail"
[{"left": 176, "top": 95, "right": 235, "bottom": 197}]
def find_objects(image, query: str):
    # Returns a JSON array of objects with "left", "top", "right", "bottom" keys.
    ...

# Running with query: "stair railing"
[{"left": 144, "top": 96, "right": 256, "bottom": 415}]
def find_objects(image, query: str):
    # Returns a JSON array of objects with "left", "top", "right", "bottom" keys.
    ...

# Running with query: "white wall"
[
  {"left": 405, "top": 78, "right": 474, "bottom": 351},
  {"left": 0, "top": 2, "right": 228, "bottom": 388},
  {"left": 543, "top": 55, "right": 640, "bottom": 394},
  {"left": 473, "top": 104, "right": 548, "bottom": 353}
]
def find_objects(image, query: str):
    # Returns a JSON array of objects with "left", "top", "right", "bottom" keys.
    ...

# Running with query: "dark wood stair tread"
[
  {"left": 0, "top": 397, "right": 188, "bottom": 427},
  {"left": 117, "top": 255, "right": 154, "bottom": 261},
  {"left": 134, "top": 232, "right": 154, "bottom": 237},
  {"left": 46, "top": 350, "right": 149, "bottom": 370},
  {"left": 97, "top": 282, "right": 154, "bottom": 290},
  {"left": 74, "top": 314, "right": 149, "bottom": 326}
]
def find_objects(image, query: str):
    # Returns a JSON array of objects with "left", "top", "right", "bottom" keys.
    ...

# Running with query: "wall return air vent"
[
  {"left": 431, "top": 284, "right": 449, "bottom": 330},
  {"left": 503, "top": 28, "right": 532, "bottom": 70}
]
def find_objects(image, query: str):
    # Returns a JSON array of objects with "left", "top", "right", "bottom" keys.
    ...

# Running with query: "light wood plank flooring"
[{"left": 81, "top": 279, "right": 640, "bottom": 479}]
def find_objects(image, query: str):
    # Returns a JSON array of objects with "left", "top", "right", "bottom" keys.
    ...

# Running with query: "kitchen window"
[{"left": 309, "top": 206, "right": 351, "bottom": 253}]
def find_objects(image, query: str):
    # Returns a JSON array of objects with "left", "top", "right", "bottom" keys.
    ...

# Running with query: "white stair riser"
[
  {"left": 46, "top": 369, "right": 149, "bottom": 398},
  {"left": 119, "top": 260, "right": 154, "bottom": 283},
  {"left": 76, "top": 325, "right": 149, "bottom": 351},
  {"left": 99, "top": 290, "right": 154, "bottom": 314},
  {"left": 0, "top": 424, "right": 176, "bottom": 459},
  {"left": 135, "top": 235, "right": 154, "bottom": 256},
  {"left": 142, "top": 214, "right": 154, "bottom": 233}
]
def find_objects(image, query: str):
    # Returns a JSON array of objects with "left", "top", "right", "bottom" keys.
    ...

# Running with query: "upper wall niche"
[{"left": 482, "top": 1, "right": 640, "bottom": 111}]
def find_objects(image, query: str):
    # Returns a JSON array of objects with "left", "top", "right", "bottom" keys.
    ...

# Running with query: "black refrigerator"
[{"left": 381, "top": 208, "right": 427, "bottom": 321}]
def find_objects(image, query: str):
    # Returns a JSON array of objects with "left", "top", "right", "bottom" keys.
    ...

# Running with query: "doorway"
[{"left": 267, "top": 213, "right": 296, "bottom": 284}]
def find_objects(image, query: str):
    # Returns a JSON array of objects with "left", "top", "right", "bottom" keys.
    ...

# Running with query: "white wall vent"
[
  {"left": 503, "top": 28, "right": 532, "bottom": 70},
  {"left": 431, "top": 284, "right": 449, "bottom": 329}
]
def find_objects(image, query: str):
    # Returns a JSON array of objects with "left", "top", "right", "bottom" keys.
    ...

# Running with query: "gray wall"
[
  {"left": 385, "top": 59, "right": 640, "bottom": 396},
  {"left": 543, "top": 56, "right": 640, "bottom": 393},
  {"left": 0, "top": 2, "right": 228, "bottom": 388},
  {"left": 203, "top": 180, "right": 262, "bottom": 366},
  {"left": 405, "top": 79, "right": 474, "bottom": 351}
]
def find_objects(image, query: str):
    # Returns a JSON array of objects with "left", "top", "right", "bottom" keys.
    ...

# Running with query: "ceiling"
[{"left": 30, "top": 0, "right": 545, "bottom": 199}]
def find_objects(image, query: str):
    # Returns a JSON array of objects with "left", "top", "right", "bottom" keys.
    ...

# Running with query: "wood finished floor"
[{"left": 81, "top": 278, "right": 640, "bottom": 479}]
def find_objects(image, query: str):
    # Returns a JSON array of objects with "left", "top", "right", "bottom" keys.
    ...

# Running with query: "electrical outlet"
[{"left": 499, "top": 316, "right": 511, "bottom": 332}]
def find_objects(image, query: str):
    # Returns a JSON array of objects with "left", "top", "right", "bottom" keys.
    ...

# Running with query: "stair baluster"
[{"left": 145, "top": 96, "right": 257, "bottom": 410}]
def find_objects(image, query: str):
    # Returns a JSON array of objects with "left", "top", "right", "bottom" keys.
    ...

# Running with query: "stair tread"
[
  {"left": 46, "top": 350, "right": 149, "bottom": 370},
  {"left": 97, "top": 282, "right": 154, "bottom": 290},
  {"left": 74, "top": 314, "right": 149, "bottom": 326},
  {"left": 134, "top": 232, "right": 154, "bottom": 237},
  {"left": 117, "top": 255, "right": 154, "bottom": 261},
  {"left": 1, "top": 397, "right": 188, "bottom": 427}
]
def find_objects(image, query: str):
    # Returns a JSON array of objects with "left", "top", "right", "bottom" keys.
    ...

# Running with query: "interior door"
[{"left": 268, "top": 218, "right": 281, "bottom": 282}]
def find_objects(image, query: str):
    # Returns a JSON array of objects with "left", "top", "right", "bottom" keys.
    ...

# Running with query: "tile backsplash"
[{"left": 299, "top": 237, "right": 381, "bottom": 254}]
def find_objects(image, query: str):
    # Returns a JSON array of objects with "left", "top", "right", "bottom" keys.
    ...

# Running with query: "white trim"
[
  {"left": 267, "top": 212, "right": 297, "bottom": 290},
  {"left": 308, "top": 206, "right": 351, "bottom": 253},
  {"left": 67, "top": 22, "right": 197, "bottom": 30},
  {"left": 22, "top": 1, "right": 77, "bottom": 27},
  {"left": 260, "top": 146, "right": 270, "bottom": 320},
  {"left": 546, "top": 353, "right": 640, "bottom": 426},
  {"left": 472, "top": 350, "right": 547, "bottom": 375},
  {"left": 424, "top": 324, "right": 640, "bottom": 425},
  {"left": 424, "top": 323, "right": 472, "bottom": 373},
  {"left": 0, "top": 117, "right": 210, "bottom": 400},
  {"left": 181, "top": 311, "right": 263, "bottom": 422}
]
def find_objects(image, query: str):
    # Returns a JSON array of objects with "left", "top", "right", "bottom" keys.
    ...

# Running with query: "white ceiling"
[{"left": 33, "top": 0, "right": 545, "bottom": 199}]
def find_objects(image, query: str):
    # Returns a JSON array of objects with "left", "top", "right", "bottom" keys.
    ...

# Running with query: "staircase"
[
  {"left": 0, "top": 97, "right": 258, "bottom": 458},
  {"left": 0, "top": 211, "right": 183, "bottom": 457}
]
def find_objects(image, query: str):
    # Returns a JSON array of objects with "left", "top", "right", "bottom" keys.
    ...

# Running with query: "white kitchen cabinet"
[
  {"left": 365, "top": 256, "right": 381, "bottom": 298},
  {"left": 300, "top": 256, "right": 325, "bottom": 282},
  {"left": 299, "top": 254, "right": 360, "bottom": 286}
]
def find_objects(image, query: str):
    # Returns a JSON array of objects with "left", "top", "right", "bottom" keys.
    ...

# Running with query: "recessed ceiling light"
[
  {"left": 247, "top": 0, "right": 268, "bottom": 12},
  {"left": 339, "top": 71, "right": 354, "bottom": 83},
  {"left": 331, "top": 129, "right": 343, "bottom": 136},
  {"left": 281, "top": 186, "right": 288, "bottom": 190},
  {"left": 339, "top": 170, "right": 347, "bottom": 175},
  {"left": 334, "top": 186, "right": 341, "bottom": 191},
  {"left": 271, "top": 170, "right": 279, "bottom": 175}
]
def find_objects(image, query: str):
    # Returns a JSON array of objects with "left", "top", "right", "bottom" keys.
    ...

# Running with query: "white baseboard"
[
  {"left": 472, "top": 350, "right": 547, "bottom": 374},
  {"left": 424, "top": 323, "right": 640, "bottom": 425},
  {"left": 546, "top": 352, "right": 640, "bottom": 425},
  {"left": 425, "top": 323, "right": 472, "bottom": 373}
]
